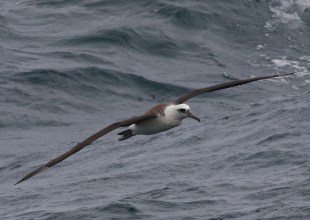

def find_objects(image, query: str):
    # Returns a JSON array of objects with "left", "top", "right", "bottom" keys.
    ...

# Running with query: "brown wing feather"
[
  {"left": 15, "top": 113, "right": 156, "bottom": 185},
  {"left": 173, "top": 72, "right": 295, "bottom": 104}
]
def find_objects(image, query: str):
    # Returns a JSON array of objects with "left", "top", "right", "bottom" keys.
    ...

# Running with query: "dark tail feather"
[{"left": 118, "top": 129, "right": 133, "bottom": 141}]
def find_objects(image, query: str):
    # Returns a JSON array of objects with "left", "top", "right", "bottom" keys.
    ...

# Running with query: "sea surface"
[{"left": 1, "top": 0, "right": 310, "bottom": 219}]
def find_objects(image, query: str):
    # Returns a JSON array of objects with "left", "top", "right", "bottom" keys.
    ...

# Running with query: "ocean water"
[{"left": 1, "top": 0, "right": 310, "bottom": 219}]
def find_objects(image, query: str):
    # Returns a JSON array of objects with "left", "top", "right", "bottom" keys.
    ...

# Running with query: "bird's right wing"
[
  {"left": 173, "top": 72, "right": 295, "bottom": 104},
  {"left": 15, "top": 113, "right": 156, "bottom": 185}
]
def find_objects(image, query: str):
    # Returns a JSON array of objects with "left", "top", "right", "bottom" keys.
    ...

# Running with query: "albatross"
[{"left": 15, "top": 72, "right": 295, "bottom": 185}]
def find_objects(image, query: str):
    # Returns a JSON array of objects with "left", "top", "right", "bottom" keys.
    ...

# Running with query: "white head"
[{"left": 164, "top": 104, "right": 200, "bottom": 122}]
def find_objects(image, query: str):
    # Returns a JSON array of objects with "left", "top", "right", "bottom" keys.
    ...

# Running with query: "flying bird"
[{"left": 15, "top": 72, "right": 294, "bottom": 185}]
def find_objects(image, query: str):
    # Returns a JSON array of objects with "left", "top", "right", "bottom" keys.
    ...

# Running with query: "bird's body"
[
  {"left": 128, "top": 104, "right": 191, "bottom": 136},
  {"left": 15, "top": 72, "right": 295, "bottom": 185},
  {"left": 129, "top": 115, "right": 181, "bottom": 135}
]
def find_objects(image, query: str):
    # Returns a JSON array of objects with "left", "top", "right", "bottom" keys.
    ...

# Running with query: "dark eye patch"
[{"left": 178, "top": 108, "right": 186, "bottom": 113}]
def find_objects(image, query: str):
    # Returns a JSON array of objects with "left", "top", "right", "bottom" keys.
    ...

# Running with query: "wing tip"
[
  {"left": 15, "top": 179, "right": 23, "bottom": 185},
  {"left": 277, "top": 71, "right": 296, "bottom": 77},
  {"left": 14, "top": 165, "right": 49, "bottom": 186}
]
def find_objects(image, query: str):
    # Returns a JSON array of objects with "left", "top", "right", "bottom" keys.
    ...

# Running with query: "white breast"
[{"left": 129, "top": 116, "right": 182, "bottom": 135}]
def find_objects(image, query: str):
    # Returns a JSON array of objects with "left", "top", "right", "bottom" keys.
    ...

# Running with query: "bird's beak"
[{"left": 186, "top": 110, "right": 200, "bottom": 122}]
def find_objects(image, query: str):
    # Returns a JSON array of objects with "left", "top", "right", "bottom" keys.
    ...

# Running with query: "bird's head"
[{"left": 164, "top": 104, "right": 200, "bottom": 122}]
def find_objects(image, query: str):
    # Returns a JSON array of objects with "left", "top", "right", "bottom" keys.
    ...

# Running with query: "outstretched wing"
[
  {"left": 173, "top": 72, "right": 295, "bottom": 104},
  {"left": 15, "top": 113, "right": 156, "bottom": 185}
]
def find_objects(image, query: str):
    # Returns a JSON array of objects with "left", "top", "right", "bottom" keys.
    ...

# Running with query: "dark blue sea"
[{"left": 1, "top": 0, "right": 310, "bottom": 219}]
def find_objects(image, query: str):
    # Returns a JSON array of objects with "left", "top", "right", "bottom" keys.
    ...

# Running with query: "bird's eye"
[{"left": 178, "top": 108, "right": 186, "bottom": 113}]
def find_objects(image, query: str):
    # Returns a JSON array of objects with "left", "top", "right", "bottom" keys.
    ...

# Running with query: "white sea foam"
[
  {"left": 265, "top": 0, "right": 310, "bottom": 30},
  {"left": 272, "top": 57, "right": 309, "bottom": 80}
]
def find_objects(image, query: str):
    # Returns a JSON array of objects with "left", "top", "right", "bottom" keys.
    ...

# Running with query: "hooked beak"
[{"left": 186, "top": 110, "right": 200, "bottom": 122}]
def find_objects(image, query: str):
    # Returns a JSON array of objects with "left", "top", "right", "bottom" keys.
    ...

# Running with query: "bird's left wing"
[
  {"left": 15, "top": 113, "right": 156, "bottom": 185},
  {"left": 173, "top": 72, "right": 295, "bottom": 104}
]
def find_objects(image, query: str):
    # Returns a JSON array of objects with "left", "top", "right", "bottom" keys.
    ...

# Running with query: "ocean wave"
[
  {"left": 266, "top": 0, "right": 310, "bottom": 30},
  {"left": 9, "top": 67, "right": 187, "bottom": 99},
  {"left": 59, "top": 26, "right": 181, "bottom": 57},
  {"left": 1, "top": 67, "right": 188, "bottom": 129},
  {"left": 155, "top": 3, "right": 214, "bottom": 29}
]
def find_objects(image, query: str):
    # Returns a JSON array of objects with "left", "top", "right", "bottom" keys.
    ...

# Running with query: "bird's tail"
[{"left": 118, "top": 129, "right": 133, "bottom": 141}]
